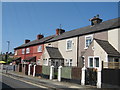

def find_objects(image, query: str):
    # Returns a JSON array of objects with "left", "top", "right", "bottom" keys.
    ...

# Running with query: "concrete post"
[
  {"left": 28, "top": 64, "right": 31, "bottom": 75},
  {"left": 81, "top": 66, "right": 86, "bottom": 85},
  {"left": 97, "top": 68, "right": 102, "bottom": 88},
  {"left": 33, "top": 65, "right": 36, "bottom": 77},
  {"left": 58, "top": 66, "right": 62, "bottom": 82},
  {"left": 50, "top": 65, "right": 54, "bottom": 80}
]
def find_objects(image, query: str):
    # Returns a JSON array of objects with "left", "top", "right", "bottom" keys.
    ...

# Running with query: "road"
[{"left": 1, "top": 74, "right": 48, "bottom": 89}]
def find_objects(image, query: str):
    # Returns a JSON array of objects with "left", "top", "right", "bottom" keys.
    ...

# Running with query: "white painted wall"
[
  {"left": 108, "top": 28, "right": 120, "bottom": 52},
  {"left": 58, "top": 37, "right": 78, "bottom": 66},
  {"left": 94, "top": 40, "right": 108, "bottom": 68}
]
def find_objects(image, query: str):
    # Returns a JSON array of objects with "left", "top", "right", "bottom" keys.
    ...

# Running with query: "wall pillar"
[
  {"left": 58, "top": 66, "right": 62, "bottom": 82},
  {"left": 81, "top": 66, "right": 86, "bottom": 85},
  {"left": 49, "top": 65, "right": 54, "bottom": 80},
  {"left": 97, "top": 68, "right": 102, "bottom": 88},
  {"left": 28, "top": 64, "right": 31, "bottom": 75},
  {"left": 33, "top": 65, "right": 36, "bottom": 77}
]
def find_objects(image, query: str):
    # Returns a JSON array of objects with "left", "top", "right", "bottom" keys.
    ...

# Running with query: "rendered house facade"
[{"left": 41, "top": 16, "right": 120, "bottom": 69}]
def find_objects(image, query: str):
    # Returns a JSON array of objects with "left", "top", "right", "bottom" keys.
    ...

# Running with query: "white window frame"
[
  {"left": 43, "top": 59, "right": 48, "bottom": 65},
  {"left": 85, "top": 35, "right": 93, "bottom": 49},
  {"left": 22, "top": 49, "right": 25, "bottom": 54},
  {"left": 88, "top": 56, "right": 100, "bottom": 68},
  {"left": 26, "top": 48, "right": 30, "bottom": 54},
  {"left": 37, "top": 45, "right": 42, "bottom": 52},
  {"left": 66, "top": 39, "right": 73, "bottom": 51},
  {"left": 65, "top": 59, "right": 72, "bottom": 66}
]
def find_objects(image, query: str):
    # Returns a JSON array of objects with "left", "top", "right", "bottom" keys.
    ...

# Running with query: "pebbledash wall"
[
  {"left": 108, "top": 28, "right": 120, "bottom": 53},
  {"left": 43, "top": 37, "right": 78, "bottom": 67}
]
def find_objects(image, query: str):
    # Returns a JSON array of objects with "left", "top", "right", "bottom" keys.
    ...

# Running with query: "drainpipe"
[{"left": 77, "top": 36, "right": 79, "bottom": 67}]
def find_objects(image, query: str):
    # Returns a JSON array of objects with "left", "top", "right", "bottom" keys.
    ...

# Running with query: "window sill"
[
  {"left": 66, "top": 49, "right": 72, "bottom": 52},
  {"left": 84, "top": 47, "right": 88, "bottom": 50},
  {"left": 38, "top": 51, "right": 42, "bottom": 53}
]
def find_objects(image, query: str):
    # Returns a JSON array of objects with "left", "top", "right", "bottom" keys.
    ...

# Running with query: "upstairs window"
[
  {"left": 22, "top": 49, "right": 25, "bottom": 54},
  {"left": 66, "top": 40, "right": 72, "bottom": 51},
  {"left": 38, "top": 45, "right": 42, "bottom": 52},
  {"left": 85, "top": 35, "right": 93, "bottom": 49},
  {"left": 26, "top": 48, "right": 30, "bottom": 54}
]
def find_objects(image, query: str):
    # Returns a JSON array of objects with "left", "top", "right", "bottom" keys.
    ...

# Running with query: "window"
[
  {"left": 22, "top": 49, "right": 25, "bottom": 54},
  {"left": 89, "top": 58, "right": 93, "bottom": 67},
  {"left": 26, "top": 48, "right": 30, "bottom": 54},
  {"left": 37, "top": 60, "right": 40, "bottom": 65},
  {"left": 88, "top": 57, "right": 100, "bottom": 68},
  {"left": 85, "top": 35, "right": 93, "bottom": 49},
  {"left": 66, "top": 40, "right": 72, "bottom": 51},
  {"left": 95, "top": 57, "right": 99, "bottom": 67},
  {"left": 65, "top": 59, "right": 72, "bottom": 66},
  {"left": 69, "top": 59, "right": 72, "bottom": 66},
  {"left": 15, "top": 51, "right": 17, "bottom": 55},
  {"left": 38, "top": 46, "right": 42, "bottom": 52},
  {"left": 43, "top": 59, "right": 47, "bottom": 65}
]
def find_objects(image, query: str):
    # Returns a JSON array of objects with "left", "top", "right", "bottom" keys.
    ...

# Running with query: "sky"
[{"left": 1, "top": 2, "right": 119, "bottom": 53}]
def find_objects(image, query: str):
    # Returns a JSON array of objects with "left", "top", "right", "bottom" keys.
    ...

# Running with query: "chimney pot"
[
  {"left": 90, "top": 15, "right": 102, "bottom": 26},
  {"left": 25, "top": 39, "right": 30, "bottom": 44},
  {"left": 37, "top": 34, "right": 44, "bottom": 40},
  {"left": 56, "top": 28, "right": 65, "bottom": 35}
]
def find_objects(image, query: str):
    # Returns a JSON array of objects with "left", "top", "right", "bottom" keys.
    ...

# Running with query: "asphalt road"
[{"left": 1, "top": 74, "right": 48, "bottom": 89}]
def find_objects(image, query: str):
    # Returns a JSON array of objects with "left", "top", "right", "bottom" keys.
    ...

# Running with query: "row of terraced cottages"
[{"left": 13, "top": 16, "right": 120, "bottom": 88}]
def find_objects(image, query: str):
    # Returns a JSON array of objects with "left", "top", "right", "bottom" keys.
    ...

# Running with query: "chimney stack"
[
  {"left": 37, "top": 34, "right": 44, "bottom": 40},
  {"left": 56, "top": 28, "right": 65, "bottom": 36},
  {"left": 89, "top": 14, "right": 102, "bottom": 26},
  {"left": 25, "top": 39, "right": 30, "bottom": 44}
]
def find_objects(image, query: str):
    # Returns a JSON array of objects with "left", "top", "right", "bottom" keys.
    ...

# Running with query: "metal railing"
[{"left": 104, "top": 62, "right": 120, "bottom": 69}]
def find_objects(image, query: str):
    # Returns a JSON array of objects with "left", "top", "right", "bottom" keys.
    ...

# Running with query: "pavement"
[{"left": 1, "top": 70, "right": 97, "bottom": 89}]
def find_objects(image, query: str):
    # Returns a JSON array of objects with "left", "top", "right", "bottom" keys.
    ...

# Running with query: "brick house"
[{"left": 14, "top": 34, "right": 55, "bottom": 65}]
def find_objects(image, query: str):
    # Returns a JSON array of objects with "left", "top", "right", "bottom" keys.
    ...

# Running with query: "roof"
[
  {"left": 14, "top": 35, "right": 55, "bottom": 50},
  {"left": 46, "top": 47, "right": 63, "bottom": 59},
  {"left": 13, "top": 57, "right": 21, "bottom": 61},
  {"left": 47, "top": 17, "right": 120, "bottom": 42},
  {"left": 24, "top": 56, "right": 36, "bottom": 61},
  {"left": 95, "top": 39, "right": 120, "bottom": 57}
]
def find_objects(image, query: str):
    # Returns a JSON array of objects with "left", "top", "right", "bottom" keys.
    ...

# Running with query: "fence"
[
  {"left": 61, "top": 66, "right": 82, "bottom": 83},
  {"left": 103, "top": 62, "right": 120, "bottom": 69},
  {"left": 102, "top": 68, "right": 120, "bottom": 88},
  {"left": 42, "top": 65, "right": 50, "bottom": 75},
  {"left": 35, "top": 65, "right": 42, "bottom": 76}
]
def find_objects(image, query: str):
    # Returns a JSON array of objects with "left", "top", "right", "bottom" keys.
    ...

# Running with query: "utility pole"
[
  {"left": 6, "top": 41, "right": 10, "bottom": 64},
  {"left": 7, "top": 41, "right": 10, "bottom": 53}
]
